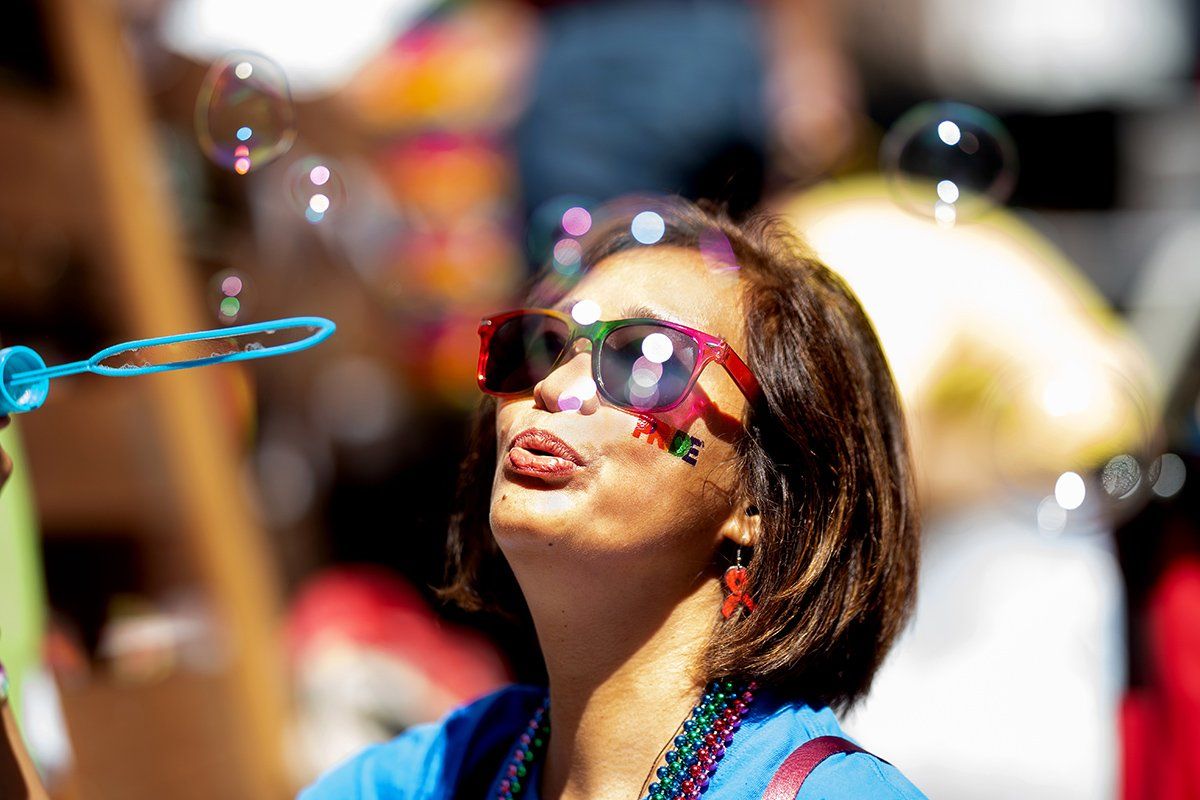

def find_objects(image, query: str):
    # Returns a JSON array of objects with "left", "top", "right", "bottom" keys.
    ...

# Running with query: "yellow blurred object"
[
  {"left": 347, "top": 2, "right": 537, "bottom": 133},
  {"left": 778, "top": 177, "right": 1162, "bottom": 512}
]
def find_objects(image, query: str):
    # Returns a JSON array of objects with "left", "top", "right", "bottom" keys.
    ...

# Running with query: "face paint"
[{"left": 632, "top": 416, "right": 704, "bottom": 467}]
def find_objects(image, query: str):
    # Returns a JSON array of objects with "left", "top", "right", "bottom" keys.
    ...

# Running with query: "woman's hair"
[{"left": 438, "top": 198, "right": 919, "bottom": 712}]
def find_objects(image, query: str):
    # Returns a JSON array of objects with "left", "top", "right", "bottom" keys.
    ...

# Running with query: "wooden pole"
[{"left": 42, "top": 1, "right": 289, "bottom": 796}]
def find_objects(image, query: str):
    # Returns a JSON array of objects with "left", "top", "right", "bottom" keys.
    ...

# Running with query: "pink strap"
[{"left": 760, "top": 736, "right": 870, "bottom": 800}]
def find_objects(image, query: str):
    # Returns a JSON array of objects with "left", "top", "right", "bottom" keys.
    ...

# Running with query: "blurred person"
[
  {"left": 286, "top": 566, "right": 512, "bottom": 782},
  {"left": 299, "top": 199, "right": 928, "bottom": 798},
  {"left": 0, "top": 413, "right": 50, "bottom": 800},
  {"left": 515, "top": 0, "right": 860, "bottom": 223}
]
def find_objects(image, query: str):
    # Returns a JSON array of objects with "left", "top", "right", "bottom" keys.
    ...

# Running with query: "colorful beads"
[
  {"left": 491, "top": 680, "right": 758, "bottom": 800},
  {"left": 495, "top": 701, "right": 549, "bottom": 800},
  {"left": 639, "top": 679, "right": 756, "bottom": 800}
]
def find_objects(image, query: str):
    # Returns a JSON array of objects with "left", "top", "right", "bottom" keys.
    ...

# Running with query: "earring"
[{"left": 721, "top": 535, "right": 756, "bottom": 619}]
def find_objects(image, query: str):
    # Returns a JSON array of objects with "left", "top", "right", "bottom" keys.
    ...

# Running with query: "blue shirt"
[{"left": 298, "top": 685, "right": 927, "bottom": 799}]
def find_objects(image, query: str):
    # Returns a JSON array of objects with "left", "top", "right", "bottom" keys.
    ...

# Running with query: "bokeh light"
[
  {"left": 561, "top": 207, "right": 592, "bottom": 237},
  {"left": 1036, "top": 495, "right": 1068, "bottom": 533},
  {"left": 1151, "top": 453, "right": 1187, "bottom": 498},
  {"left": 1101, "top": 454, "right": 1142, "bottom": 499},
  {"left": 286, "top": 156, "right": 347, "bottom": 224},
  {"left": 558, "top": 376, "right": 597, "bottom": 412},
  {"left": 195, "top": 52, "right": 296, "bottom": 174},
  {"left": 1054, "top": 471, "right": 1086, "bottom": 510},
  {"left": 641, "top": 332, "right": 674, "bottom": 363},
  {"left": 571, "top": 299, "right": 601, "bottom": 325},
  {"left": 880, "top": 101, "right": 1018, "bottom": 226},
  {"left": 553, "top": 238, "right": 582, "bottom": 275},
  {"left": 631, "top": 211, "right": 666, "bottom": 245},
  {"left": 630, "top": 356, "right": 663, "bottom": 388}
]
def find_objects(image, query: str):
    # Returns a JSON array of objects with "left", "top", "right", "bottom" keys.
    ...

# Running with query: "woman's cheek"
[{"left": 617, "top": 415, "right": 711, "bottom": 484}]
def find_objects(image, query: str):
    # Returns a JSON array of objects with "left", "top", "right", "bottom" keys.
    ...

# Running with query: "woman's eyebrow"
[
  {"left": 619, "top": 303, "right": 685, "bottom": 324},
  {"left": 550, "top": 299, "right": 685, "bottom": 324}
]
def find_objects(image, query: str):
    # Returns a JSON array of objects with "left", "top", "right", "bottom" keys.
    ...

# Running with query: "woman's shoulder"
[
  {"left": 718, "top": 692, "right": 927, "bottom": 799},
  {"left": 296, "top": 684, "right": 545, "bottom": 800}
]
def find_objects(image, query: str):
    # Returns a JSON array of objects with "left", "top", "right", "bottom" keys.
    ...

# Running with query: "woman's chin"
[{"left": 490, "top": 485, "right": 587, "bottom": 544}]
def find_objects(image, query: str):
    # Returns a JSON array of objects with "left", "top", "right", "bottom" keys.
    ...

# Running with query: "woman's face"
[{"left": 490, "top": 246, "right": 752, "bottom": 575}]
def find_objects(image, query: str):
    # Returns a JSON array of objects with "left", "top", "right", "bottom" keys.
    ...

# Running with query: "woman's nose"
[{"left": 533, "top": 342, "right": 599, "bottom": 414}]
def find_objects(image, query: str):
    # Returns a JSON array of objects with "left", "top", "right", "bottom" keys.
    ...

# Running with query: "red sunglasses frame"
[{"left": 476, "top": 308, "right": 761, "bottom": 413}]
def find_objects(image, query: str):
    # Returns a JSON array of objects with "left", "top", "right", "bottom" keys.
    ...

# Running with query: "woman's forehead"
[{"left": 558, "top": 247, "right": 744, "bottom": 338}]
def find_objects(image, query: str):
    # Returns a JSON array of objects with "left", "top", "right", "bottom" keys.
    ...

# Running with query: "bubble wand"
[{"left": 0, "top": 316, "right": 335, "bottom": 415}]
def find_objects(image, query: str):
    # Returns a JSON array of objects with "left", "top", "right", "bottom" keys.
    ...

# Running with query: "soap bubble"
[
  {"left": 286, "top": 157, "right": 347, "bottom": 224},
  {"left": 195, "top": 52, "right": 296, "bottom": 174},
  {"left": 210, "top": 269, "right": 253, "bottom": 324},
  {"left": 880, "top": 102, "right": 1017, "bottom": 225}
]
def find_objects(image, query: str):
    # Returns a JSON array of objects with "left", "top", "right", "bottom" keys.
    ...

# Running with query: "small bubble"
[
  {"left": 210, "top": 269, "right": 252, "bottom": 324},
  {"left": 286, "top": 156, "right": 346, "bottom": 224}
]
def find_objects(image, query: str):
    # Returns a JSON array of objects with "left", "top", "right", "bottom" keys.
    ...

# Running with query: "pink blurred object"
[{"left": 286, "top": 567, "right": 511, "bottom": 779}]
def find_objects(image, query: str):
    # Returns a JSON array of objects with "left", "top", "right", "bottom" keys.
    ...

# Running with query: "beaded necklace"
[{"left": 489, "top": 680, "right": 757, "bottom": 800}]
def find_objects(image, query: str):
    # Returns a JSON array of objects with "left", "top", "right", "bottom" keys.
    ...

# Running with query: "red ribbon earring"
[{"left": 721, "top": 545, "right": 755, "bottom": 619}]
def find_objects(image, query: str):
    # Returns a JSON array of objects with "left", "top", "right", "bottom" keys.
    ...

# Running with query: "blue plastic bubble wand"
[{"left": 0, "top": 316, "right": 336, "bottom": 415}]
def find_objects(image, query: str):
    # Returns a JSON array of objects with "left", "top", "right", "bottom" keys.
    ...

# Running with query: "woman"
[{"left": 300, "top": 199, "right": 926, "bottom": 799}]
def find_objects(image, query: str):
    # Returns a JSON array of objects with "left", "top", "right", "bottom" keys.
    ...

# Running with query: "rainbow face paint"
[{"left": 632, "top": 417, "right": 704, "bottom": 466}]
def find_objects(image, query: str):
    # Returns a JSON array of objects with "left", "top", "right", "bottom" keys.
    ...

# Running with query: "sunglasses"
[{"left": 476, "top": 308, "right": 761, "bottom": 413}]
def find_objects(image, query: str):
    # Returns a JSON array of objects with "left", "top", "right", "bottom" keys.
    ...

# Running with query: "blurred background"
[{"left": 0, "top": 0, "right": 1198, "bottom": 797}]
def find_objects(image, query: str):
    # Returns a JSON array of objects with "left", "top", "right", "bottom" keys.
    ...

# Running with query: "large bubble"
[
  {"left": 880, "top": 101, "right": 1018, "bottom": 226},
  {"left": 195, "top": 52, "right": 297, "bottom": 175}
]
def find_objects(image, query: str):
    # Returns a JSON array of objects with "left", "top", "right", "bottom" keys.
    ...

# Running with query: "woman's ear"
[{"left": 718, "top": 503, "right": 762, "bottom": 549}]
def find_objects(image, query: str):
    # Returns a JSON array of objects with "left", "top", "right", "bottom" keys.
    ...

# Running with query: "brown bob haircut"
[{"left": 439, "top": 198, "right": 919, "bottom": 712}]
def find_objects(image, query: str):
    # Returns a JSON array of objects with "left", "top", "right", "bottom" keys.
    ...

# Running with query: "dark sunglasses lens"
[
  {"left": 599, "top": 324, "right": 699, "bottom": 410},
  {"left": 483, "top": 313, "right": 570, "bottom": 393}
]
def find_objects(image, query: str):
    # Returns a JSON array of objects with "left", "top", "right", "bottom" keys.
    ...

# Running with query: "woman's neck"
[{"left": 516, "top": 557, "right": 724, "bottom": 800}]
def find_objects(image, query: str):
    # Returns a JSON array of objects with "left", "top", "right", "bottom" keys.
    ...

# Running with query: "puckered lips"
[{"left": 506, "top": 427, "right": 586, "bottom": 481}]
